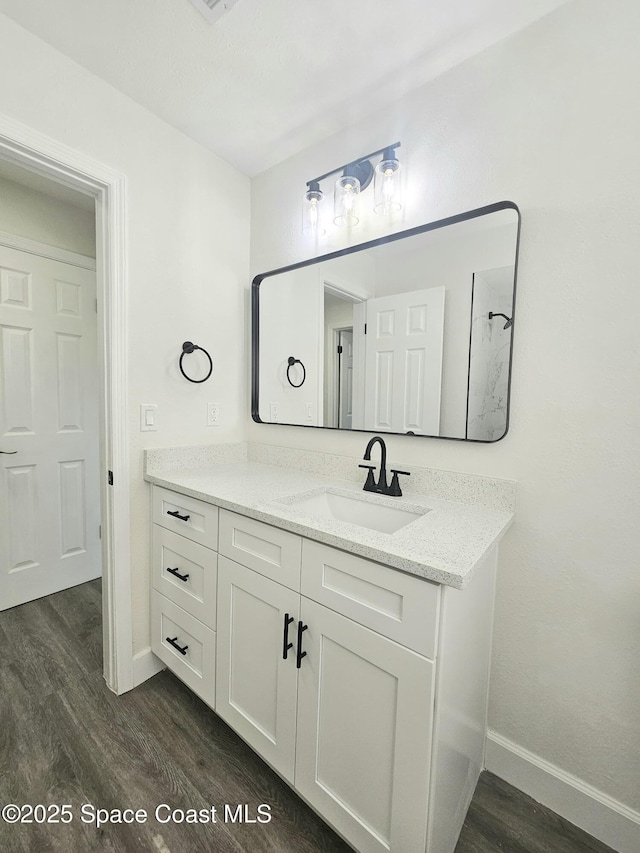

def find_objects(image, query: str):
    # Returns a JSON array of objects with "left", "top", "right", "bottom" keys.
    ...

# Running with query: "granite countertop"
[{"left": 144, "top": 461, "right": 514, "bottom": 589}]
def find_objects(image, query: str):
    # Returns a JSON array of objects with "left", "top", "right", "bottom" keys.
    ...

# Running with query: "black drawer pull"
[
  {"left": 166, "top": 566, "right": 189, "bottom": 582},
  {"left": 283, "top": 613, "right": 294, "bottom": 660},
  {"left": 167, "top": 509, "right": 190, "bottom": 522},
  {"left": 296, "top": 621, "right": 308, "bottom": 669},
  {"left": 166, "top": 636, "right": 188, "bottom": 656}
]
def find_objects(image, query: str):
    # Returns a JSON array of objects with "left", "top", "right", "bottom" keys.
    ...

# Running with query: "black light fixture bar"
[{"left": 306, "top": 141, "right": 401, "bottom": 188}]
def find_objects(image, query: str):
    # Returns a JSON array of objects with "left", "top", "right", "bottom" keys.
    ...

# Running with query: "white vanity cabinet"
[
  {"left": 215, "top": 510, "right": 439, "bottom": 853},
  {"left": 150, "top": 489, "right": 499, "bottom": 853},
  {"left": 150, "top": 486, "right": 219, "bottom": 708}
]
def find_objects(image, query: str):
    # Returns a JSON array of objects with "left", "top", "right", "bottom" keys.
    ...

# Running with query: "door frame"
[
  {"left": 327, "top": 325, "right": 353, "bottom": 428},
  {"left": 0, "top": 112, "right": 132, "bottom": 694}
]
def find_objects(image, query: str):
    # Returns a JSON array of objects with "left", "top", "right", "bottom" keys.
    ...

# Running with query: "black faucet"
[{"left": 359, "top": 436, "right": 410, "bottom": 497}]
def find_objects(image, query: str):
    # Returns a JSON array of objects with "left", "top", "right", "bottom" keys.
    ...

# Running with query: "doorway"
[
  {"left": 0, "top": 218, "right": 101, "bottom": 608},
  {"left": 334, "top": 327, "right": 354, "bottom": 429},
  {"left": 0, "top": 114, "right": 132, "bottom": 693},
  {"left": 323, "top": 287, "right": 363, "bottom": 429}
]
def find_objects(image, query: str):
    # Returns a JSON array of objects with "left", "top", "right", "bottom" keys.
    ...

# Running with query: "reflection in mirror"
[{"left": 253, "top": 202, "right": 520, "bottom": 442}]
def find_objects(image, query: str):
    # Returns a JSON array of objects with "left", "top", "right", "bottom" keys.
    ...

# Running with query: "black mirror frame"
[{"left": 251, "top": 200, "right": 521, "bottom": 443}]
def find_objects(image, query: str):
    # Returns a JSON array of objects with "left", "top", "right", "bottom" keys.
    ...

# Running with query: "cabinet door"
[
  {"left": 216, "top": 556, "right": 299, "bottom": 782},
  {"left": 295, "top": 598, "right": 435, "bottom": 853}
]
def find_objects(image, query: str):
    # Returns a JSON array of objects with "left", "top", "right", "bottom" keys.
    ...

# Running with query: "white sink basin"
[{"left": 282, "top": 488, "right": 427, "bottom": 535}]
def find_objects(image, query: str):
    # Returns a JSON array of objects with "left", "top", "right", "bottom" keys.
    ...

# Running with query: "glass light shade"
[
  {"left": 302, "top": 184, "right": 326, "bottom": 236},
  {"left": 333, "top": 175, "right": 360, "bottom": 226},
  {"left": 374, "top": 158, "right": 402, "bottom": 214}
]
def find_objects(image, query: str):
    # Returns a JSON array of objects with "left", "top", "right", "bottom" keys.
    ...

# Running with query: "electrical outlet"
[
  {"left": 270, "top": 402, "right": 279, "bottom": 422},
  {"left": 305, "top": 402, "right": 313, "bottom": 421},
  {"left": 207, "top": 403, "right": 220, "bottom": 426},
  {"left": 140, "top": 403, "right": 158, "bottom": 431}
]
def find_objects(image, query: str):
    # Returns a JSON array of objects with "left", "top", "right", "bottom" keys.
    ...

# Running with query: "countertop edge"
[{"left": 145, "top": 469, "right": 514, "bottom": 590}]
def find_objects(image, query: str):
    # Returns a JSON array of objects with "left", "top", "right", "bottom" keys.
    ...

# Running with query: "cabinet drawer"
[
  {"left": 218, "top": 510, "right": 301, "bottom": 590},
  {"left": 153, "top": 486, "right": 218, "bottom": 549},
  {"left": 151, "top": 591, "right": 216, "bottom": 709},
  {"left": 152, "top": 526, "right": 217, "bottom": 629},
  {"left": 301, "top": 540, "right": 440, "bottom": 659}
]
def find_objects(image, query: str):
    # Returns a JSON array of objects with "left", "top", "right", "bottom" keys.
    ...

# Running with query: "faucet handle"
[
  {"left": 389, "top": 469, "right": 410, "bottom": 497},
  {"left": 358, "top": 464, "right": 377, "bottom": 493}
]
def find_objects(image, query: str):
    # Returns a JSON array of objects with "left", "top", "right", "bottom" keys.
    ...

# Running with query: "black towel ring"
[
  {"left": 179, "top": 341, "right": 213, "bottom": 383},
  {"left": 286, "top": 356, "right": 306, "bottom": 388}
]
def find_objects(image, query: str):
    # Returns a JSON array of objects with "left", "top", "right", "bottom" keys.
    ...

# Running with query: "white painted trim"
[
  {"left": 132, "top": 648, "right": 166, "bottom": 687},
  {"left": 327, "top": 324, "right": 353, "bottom": 428},
  {"left": 0, "top": 229, "right": 96, "bottom": 270},
  {"left": 0, "top": 112, "right": 133, "bottom": 695},
  {"left": 485, "top": 730, "right": 640, "bottom": 853}
]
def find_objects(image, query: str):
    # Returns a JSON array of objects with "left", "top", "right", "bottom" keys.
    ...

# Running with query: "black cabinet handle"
[
  {"left": 296, "top": 621, "right": 308, "bottom": 669},
  {"left": 166, "top": 567, "right": 189, "bottom": 582},
  {"left": 283, "top": 613, "right": 295, "bottom": 660},
  {"left": 167, "top": 509, "right": 190, "bottom": 522},
  {"left": 166, "top": 636, "right": 188, "bottom": 655}
]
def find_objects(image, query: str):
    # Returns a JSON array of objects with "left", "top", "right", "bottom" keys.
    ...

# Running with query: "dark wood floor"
[{"left": 0, "top": 581, "right": 618, "bottom": 853}]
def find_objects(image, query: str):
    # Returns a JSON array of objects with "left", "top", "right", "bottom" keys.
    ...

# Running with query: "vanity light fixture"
[
  {"left": 374, "top": 147, "right": 402, "bottom": 215},
  {"left": 302, "top": 142, "right": 402, "bottom": 234},
  {"left": 334, "top": 171, "right": 362, "bottom": 226},
  {"left": 302, "top": 181, "right": 326, "bottom": 236}
]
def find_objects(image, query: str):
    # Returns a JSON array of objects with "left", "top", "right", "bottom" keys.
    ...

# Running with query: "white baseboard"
[
  {"left": 132, "top": 648, "right": 166, "bottom": 687},
  {"left": 485, "top": 730, "right": 640, "bottom": 853}
]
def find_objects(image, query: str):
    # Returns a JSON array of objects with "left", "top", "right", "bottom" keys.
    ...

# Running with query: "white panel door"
[
  {"left": 0, "top": 245, "right": 100, "bottom": 610},
  {"left": 295, "top": 598, "right": 435, "bottom": 853},
  {"left": 216, "top": 556, "right": 299, "bottom": 783},
  {"left": 364, "top": 287, "right": 445, "bottom": 435}
]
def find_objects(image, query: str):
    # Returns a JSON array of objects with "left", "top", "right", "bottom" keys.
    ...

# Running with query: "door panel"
[
  {"left": 364, "top": 287, "right": 445, "bottom": 435},
  {"left": 6, "top": 464, "right": 38, "bottom": 571},
  {"left": 1, "top": 324, "right": 33, "bottom": 432},
  {"left": 0, "top": 245, "right": 100, "bottom": 610},
  {"left": 296, "top": 598, "right": 435, "bottom": 853}
]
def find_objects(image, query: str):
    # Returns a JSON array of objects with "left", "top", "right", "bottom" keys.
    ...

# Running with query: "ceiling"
[{"left": 0, "top": 0, "right": 571, "bottom": 176}]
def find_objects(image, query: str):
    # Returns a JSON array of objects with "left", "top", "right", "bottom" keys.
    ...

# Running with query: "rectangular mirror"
[{"left": 252, "top": 201, "right": 520, "bottom": 442}]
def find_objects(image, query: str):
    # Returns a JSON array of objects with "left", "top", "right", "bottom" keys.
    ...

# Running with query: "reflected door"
[
  {"left": 364, "top": 287, "right": 445, "bottom": 434},
  {"left": 0, "top": 245, "right": 101, "bottom": 610}
]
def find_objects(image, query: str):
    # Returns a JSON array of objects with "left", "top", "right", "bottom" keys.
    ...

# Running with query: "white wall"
[
  {"left": 250, "top": 0, "right": 640, "bottom": 817},
  {"left": 0, "top": 175, "right": 96, "bottom": 256},
  {"left": 258, "top": 266, "right": 321, "bottom": 425},
  {"left": 0, "top": 14, "right": 250, "bottom": 655}
]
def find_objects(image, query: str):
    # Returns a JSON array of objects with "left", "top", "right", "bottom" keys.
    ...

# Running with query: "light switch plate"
[{"left": 140, "top": 403, "right": 158, "bottom": 431}]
